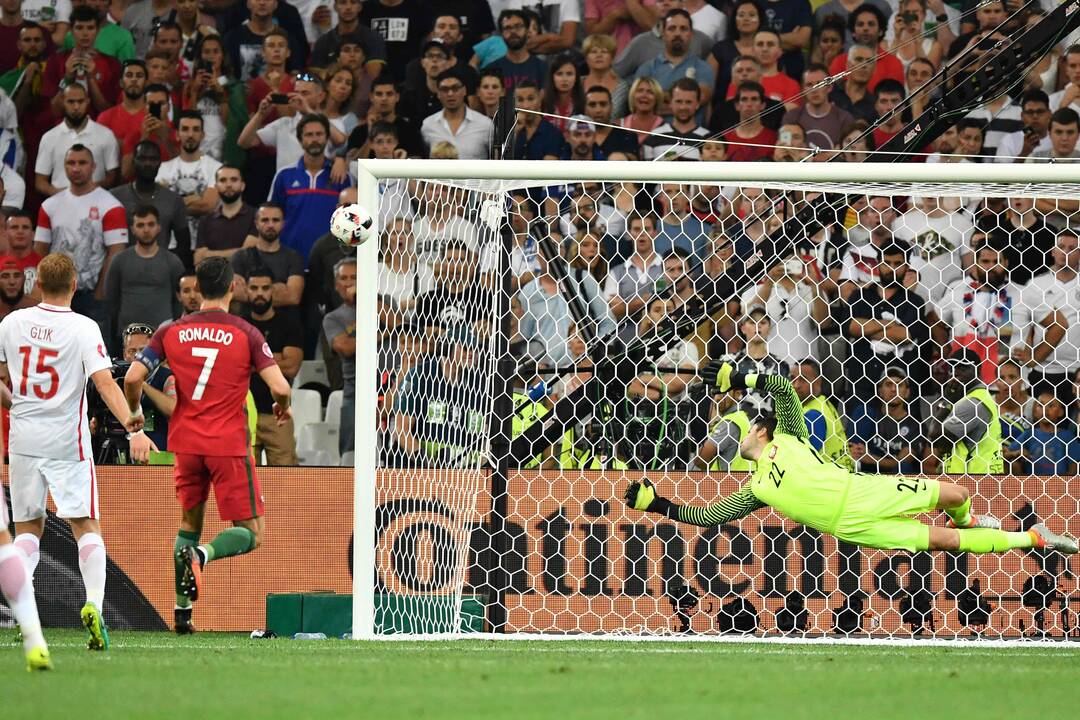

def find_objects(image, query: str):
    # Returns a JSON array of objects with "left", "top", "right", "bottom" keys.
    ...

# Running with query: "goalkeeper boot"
[
  {"left": 1030, "top": 523, "right": 1079, "bottom": 554},
  {"left": 80, "top": 601, "right": 109, "bottom": 651},
  {"left": 174, "top": 607, "right": 196, "bottom": 635},
  {"left": 180, "top": 546, "right": 203, "bottom": 601},
  {"left": 25, "top": 645, "right": 52, "bottom": 672},
  {"left": 948, "top": 514, "right": 1001, "bottom": 529}
]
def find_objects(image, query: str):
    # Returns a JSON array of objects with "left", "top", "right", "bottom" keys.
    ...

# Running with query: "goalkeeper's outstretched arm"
[
  {"left": 624, "top": 479, "right": 766, "bottom": 527},
  {"left": 703, "top": 362, "right": 807, "bottom": 441}
]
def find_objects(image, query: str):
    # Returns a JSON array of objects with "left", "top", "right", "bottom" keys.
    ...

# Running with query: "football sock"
[
  {"left": 0, "top": 544, "right": 46, "bottom": 651},
  {"left": 13, "top": 533, "right": 40, "bottom": 580},
  {"left": 944, "top": 496, "right": 973, "bottom": 527},
  {"left": 174, "top": 529, "right": 200, "bottom": 608},
  {"left": 77, "top": 533, "right": 107, "bottom": 611},
  {"left": 957, "top": 528, "right": 1038, "bottom": 553},
  {"left": 201, "top": 527, "right": 257, "bottom": 563}
]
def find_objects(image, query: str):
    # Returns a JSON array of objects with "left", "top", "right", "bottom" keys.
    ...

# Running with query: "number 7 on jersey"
[{"left": 190, "top": 347, "right": 219, "bottom": 401}]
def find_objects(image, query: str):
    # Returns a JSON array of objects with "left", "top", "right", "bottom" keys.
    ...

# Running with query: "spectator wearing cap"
[
  {"left": 0, "top": 255, "right": 37, "bottom": 320},
  {"left": 103, "top": 204, "right": 185, "bottom": 348},
  {"left": 642, "top": 77, "right": 710, "bottom": 160},
  {"left": 111, "top": 140, "right": 192, "bottom": 269},
  {"left": 510, "top": 81, "right": 567, "bottom": 160},
  {"left": 43, "top": 5, "right": 121, "bottom": 115},
  {"left": 421, "top": 69, "right": 492, "bottom": 160},
  {"left": 5, "top": 210, "right": 42, "bottom": 298},
  {"left": 562, "top": 115, "right": 605, "bottom": 160},
  {"left": 310, "top": 0, "right": 387, "bottom": 73},
  {"left": 35, "top": 83, "right": 120, "bottom": 198},
  {"left": 400, "top": 39, "right": 452, "bottom": 123},
  {"left": 632, "top": 9, "right": 714, "bottom": 111},
  {"left": 487, "top": 10, "right": 546, "bottom": 93},
  {"left": 222, "top": 0, "right": 307, "bottom": 82},
  {"left": 583, "top": 85, "right": 639, "bottom": 159},
  {"left": 405, "top": 15, "right": 476, "bottom": 87},
  {"left": 98, "top": 59, "right": 148, "bottom": 144},
  {"left": 360, "top": 0, "right": 426, "bottom": 84},
  {"left": 269, "top": 113, "right": 351, "bottom": 265}
]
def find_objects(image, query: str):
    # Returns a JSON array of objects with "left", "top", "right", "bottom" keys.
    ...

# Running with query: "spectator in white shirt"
[
  {"left": 421, "top": 69, "right": 493, "bottom": 160},
  {"left": 1050, "top": 44, "right": 1080, "bottom": 114},
  {"left": 156, "top": 110, "right": 223, "bottom": 251},
  {"left": 605, "top": 212, "right": 664, "bottom": 320},
  {"left": 35, "top": 83, "right": 119, "bottom": 197}
]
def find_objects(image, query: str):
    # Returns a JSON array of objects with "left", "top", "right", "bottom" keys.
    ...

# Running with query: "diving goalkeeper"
[{"left": 624, "top": 364, "right": 1078, "bottom": 555}]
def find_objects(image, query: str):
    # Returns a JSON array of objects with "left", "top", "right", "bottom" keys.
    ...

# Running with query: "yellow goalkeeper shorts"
[{"left": 832, "top": 474, "right": 941, "bottom": 552}]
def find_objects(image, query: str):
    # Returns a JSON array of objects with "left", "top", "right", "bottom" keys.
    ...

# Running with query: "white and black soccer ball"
[{"left": 330, "top": 203, "right": 375, "bottom": 247}]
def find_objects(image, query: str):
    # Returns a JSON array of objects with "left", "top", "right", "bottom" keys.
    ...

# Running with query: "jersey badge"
[
  {"left": 97, "top": 343, "right": 106, "bottom": 358},
  {"left": 89, "top": 206, "right": 100, "bottom": 221},
  {"left": 261, "top": 342, "right": 273, "bottom": 358},
  {"left": 769, "top": 446, "right": 777, "bottom": 460}
]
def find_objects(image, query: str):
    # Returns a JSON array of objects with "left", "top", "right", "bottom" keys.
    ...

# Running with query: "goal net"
[{"left": 352, "top": 160, "right": 1080, "bottom": 641}]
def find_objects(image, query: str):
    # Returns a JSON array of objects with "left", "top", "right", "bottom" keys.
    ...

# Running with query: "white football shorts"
[{"left": 8, "top": 454, "right": 98, "bottom": 521}]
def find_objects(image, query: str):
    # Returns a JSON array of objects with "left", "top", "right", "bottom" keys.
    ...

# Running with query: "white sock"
[
  {"left": 77, "top": 533, "right": 106, "bottom": 611},
  {"left": 13, "top": 533, "right": 40, "bottom": 581},
  {"left": 0, "top": 544, "right": 46, "bottom": 651}
]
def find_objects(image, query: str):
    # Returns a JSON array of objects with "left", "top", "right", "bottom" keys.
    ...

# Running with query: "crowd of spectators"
[{"left": 0, "top": 0, "right": 1076, "bottom": 471}]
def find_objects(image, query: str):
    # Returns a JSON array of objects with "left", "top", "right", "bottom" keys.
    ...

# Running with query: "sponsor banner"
[{"left": 58, "top": 467, "right": 1080, "bottom": 636}]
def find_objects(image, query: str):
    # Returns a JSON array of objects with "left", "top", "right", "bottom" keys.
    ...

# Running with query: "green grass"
[{"left": 3, "top": 630, "right": 1080, "bottom": 719}]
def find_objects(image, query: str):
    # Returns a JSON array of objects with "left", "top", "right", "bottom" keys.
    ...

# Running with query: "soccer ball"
[{"left": 330, "top": 203, "right": 375, "bottom": 247}]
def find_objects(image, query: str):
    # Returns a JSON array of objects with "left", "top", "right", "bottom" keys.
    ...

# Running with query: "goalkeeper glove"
[
  {"left": 702, "top": 360, "right": 735, "bottom": 393},
  {"left": 624, "top": 478, "right": 676, "bottom": 518}
]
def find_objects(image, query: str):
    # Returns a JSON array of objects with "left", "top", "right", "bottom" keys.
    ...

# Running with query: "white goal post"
[{"left": 352, "top": 160, "right": 1080, "bottom": 642}]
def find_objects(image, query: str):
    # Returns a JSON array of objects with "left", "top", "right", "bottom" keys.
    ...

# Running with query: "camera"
[{"left": 86, "top": 360, "right": 132, "bottom": 464}]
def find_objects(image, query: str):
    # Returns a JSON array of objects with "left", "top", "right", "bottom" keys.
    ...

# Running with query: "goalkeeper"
[{"left": 625, "top": 364, "right": 1078, "bottom": 555}]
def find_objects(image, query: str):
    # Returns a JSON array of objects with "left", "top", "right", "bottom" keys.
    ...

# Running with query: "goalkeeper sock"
[
  {"left": 944, "top": 496, "right": 973, "bottom": 527},
  {"left": 201, "top": 527, "right": 257, "bottom": 564},
  {"left": 174, "top": 529, "right": 200, "bottom": 608},
  {"left": 956, "top": 528, "right": 1037, "bottom": 553}
]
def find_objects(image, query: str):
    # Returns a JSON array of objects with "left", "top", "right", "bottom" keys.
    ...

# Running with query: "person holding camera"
[
  {"left": 123, "top": 322, "right": 174, "bottom": 454},
  {"left": 43, "top": 5, "right": 121, "bottom": 116},
  {"left": 118, "top": 83, "right": 178, "bottom": 181}
]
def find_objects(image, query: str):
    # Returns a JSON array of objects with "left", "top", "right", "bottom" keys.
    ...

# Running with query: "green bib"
[
  {"left": 709, "top": 410, "right": 755, "bottom": 473},
  {"left": 945, "top": 387, "right": 1004, "bottom": 475},
  {"left": 512, "top": 392, "right": 548, "bottom": 469},
  {"left": 802, "top": 395, "right": 854, "bottom": 471}
]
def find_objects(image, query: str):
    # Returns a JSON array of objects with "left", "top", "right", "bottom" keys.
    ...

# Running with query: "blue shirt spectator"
[
  {"left": 269, "top": 154, "right": 350, "bottom": 266},
  {"left": 655, "top": 214, "right": 711, "bottom": 261},
  {"left": 512, "top": 119, "right": 567, "bottom": 160},
  {"left": 1011, "top": 393, "right": 1077, "bottom": 475}
]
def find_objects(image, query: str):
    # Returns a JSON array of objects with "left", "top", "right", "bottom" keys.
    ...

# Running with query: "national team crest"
[
  {"left": 89, "top": 206, "right": 100, "bottom": 221},
  {"left": 769, "top": 446, "right": 777, "bottom": 460},
  {"left": 261, "top": 343, "right": 273, "bottom": 358},
  {"left": 97, "top": 344, "right": 106, "bottom": 358}
]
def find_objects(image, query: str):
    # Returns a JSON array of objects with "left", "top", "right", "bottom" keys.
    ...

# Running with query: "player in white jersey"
[
  {"left": 0, "top": 406, "right": 51, "bottom": 671},
  {"left": 0, "top": 254, "right": 140, "bottom": 657}
]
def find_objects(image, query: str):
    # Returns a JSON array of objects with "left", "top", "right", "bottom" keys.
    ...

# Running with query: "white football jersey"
[{"left": 0, "top": 304, "right": 112, "bottom": 461}]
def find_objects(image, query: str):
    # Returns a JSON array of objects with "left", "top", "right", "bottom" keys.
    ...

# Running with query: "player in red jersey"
[{"left": 123, "top": 257, "right": 292, "bottom": 634}]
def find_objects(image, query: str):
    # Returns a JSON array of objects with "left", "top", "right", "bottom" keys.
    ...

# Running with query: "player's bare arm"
[
  {"left": 122, "top": 360, "right": 150, "bottom": 431},
  {"left": 142, "top": 374, "right": 177, "bottom": 418},
  {"left": 258, "top": 363, "right": 292, "bottom": 426},
  {"left": 94, "top": 367, "right": 145, "bottom": 433}
]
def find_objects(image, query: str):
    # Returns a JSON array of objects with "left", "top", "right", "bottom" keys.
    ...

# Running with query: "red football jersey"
[{"left": 138, "top": 310, "right": 275, "bottom": 457}]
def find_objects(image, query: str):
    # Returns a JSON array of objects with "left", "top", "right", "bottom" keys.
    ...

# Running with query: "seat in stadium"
[
  {"left": 297, "top": 422, "right": 340, "bottom": 465},
  {"left": 291, "top": 389, "right": 323, "bottom": 441},
  {"left": 292, "top": 360, "right": 329, "bottom": 391},
  {"left": 325, "top": 389, "right": 343, "bottom": 427}
]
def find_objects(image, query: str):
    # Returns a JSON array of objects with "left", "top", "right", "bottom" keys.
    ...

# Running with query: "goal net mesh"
[{"left": 367, "top": 172, "right": 1079, "bottom": 640}]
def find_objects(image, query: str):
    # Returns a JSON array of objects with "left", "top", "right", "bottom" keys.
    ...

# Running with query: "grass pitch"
[{"left": 3, "top": 630, "right": 1079, "bottom": 719}]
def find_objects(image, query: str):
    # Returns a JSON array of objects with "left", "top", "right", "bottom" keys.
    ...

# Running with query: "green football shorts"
[{"left": 832, "top": 474, "right": 941, "bottom": 552}]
